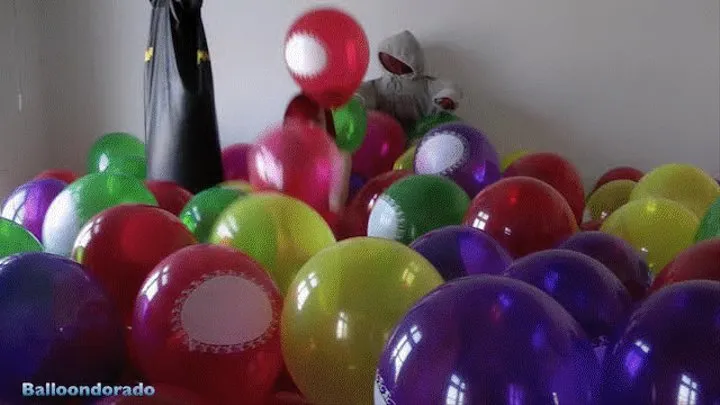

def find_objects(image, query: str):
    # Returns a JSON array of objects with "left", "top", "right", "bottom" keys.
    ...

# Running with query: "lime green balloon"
[
  {"left": 178, "top": 187, "right": 246, "bottom": 243},
  {"left": 393, "top": 146, "right": 417, "bottom": 171},
  {"left": 586, "top": 179, "right": 636, "bottom": 221},
  {"left": 630, "top": 163, "right": 720, "bottom": 218},
  {"left": 0, "top": 218, "right": 43, "bottom": 259},
  {"left": 209, "top": 193, "right": 336, "bottom": 294},
  {"left": 87, "top": 132, "right": 145, "bottom": 173},
  {"left": 696, "top": 196, "right": 720, "bottom": 242},
  {"left": 600, "top": 198, "right": 699, "bottom": 273},
  {"left": 103, "top": 155, "right": 147, "bottom": 180},
  {"left": 219, "top": 180, "right": 254, "bottom": 193},
  {"left": 367, "top": 174, "right": 470, "bottom": 244},
  {"left": 281, "top": 237, "right": 443, "bottom": 405},
  {"left": 409, "top": 112, "right": 460, "bottom": 142},
  {"left": 501, "top": 150, "right": 530, "bottom": 172},
  {"left": 332, "top": 98, "right": 367, "bottom": 152}
]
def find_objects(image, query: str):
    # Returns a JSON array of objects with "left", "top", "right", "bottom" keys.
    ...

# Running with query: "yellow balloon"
[
  {"left": 600, "top": 198, "right": 699, "bottom": 273},
  {"left": 281, "top": 237, "right": 443, "bottom": 405},
  {"left": 393, "top": 146, "right": 417, "bottom": 171},
  {"left": 501, "top": 149, "right": 530, "bottom": 171},
  {"left": 208, "top": 193, "right": 336, "bottom": 295},
  {"left": 586, "top": 179, "right": 636, "bottom": 221},
  {"left": 629, "top": 163, "right": 720, "bottom": 218},
  {"left": 219, "top": 180, "right": 254, "bottom": 193}
]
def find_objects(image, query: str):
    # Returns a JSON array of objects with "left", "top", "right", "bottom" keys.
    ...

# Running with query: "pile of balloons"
[{"left": 1, "top": 6, "right": 720, "bottom": 405}]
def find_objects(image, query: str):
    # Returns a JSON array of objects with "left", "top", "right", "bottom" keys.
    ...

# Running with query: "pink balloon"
[
  {"left": 222, "top": 143, "right": 252, "bottom": 181},
  {"left": 351, "top": 111, "right": 406, "bottom": 179}
]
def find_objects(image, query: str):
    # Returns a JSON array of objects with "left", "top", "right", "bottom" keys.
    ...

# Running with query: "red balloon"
[
  {"left": 222, "top": 143, "right": 253, "bottom": 182},
  {"left": 248, "top": 121, "right": 343, "bottom": 216},
  {"left": 94, "top": 384, "right": 211, "bottom": 405},
  {"left": 267, "top": 392, "right": 312, "bottom": 405},
  {"left": 504, "top": 152, "right": 585, "bottom": 223},
  {"left": 71, "top": 205, "right": 197, "bottom": 326},
  {"left": 284, "top": 8, "right": 369, "bottom": 108},
  {"left": 592, "top": 166, "right": 644, "bottom": 193},
  {"left": 650, "top": 239, "right": 720, "bottom": 293},
  {"left": 580, "top": 219, "right": 603, "bottom": 231},
  {"left": 464, "top": 176, "right": 578, "bottom": 258},
  {"left": 351, "top": 111, "right": 406, "bottom": 180},
  {"left": 337, "top": 170, "right": 411, "bottom": 239},
  {"left": 146, "top": 181, "right": 194, "bottom": 216},
  {"left": 131, "top": 245, "right": 283, "bottom": 405},
  {"left": 33, "top": 169, "right": 78, "bottom": 184}
]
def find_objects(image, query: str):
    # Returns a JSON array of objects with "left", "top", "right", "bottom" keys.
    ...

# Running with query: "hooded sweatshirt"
[{"left": 356, "top": 31, "right": 462, "bottom": 131}]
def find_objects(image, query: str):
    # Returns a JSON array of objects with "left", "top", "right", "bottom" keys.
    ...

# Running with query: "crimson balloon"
[
  {"left": 351, "top": 111, "right": 406, "bottom": 180},
  {"left": 94, "top": 385, "right": 211, "bottom": 405},
  {"left": 131, "top": 245, "right": 283, "bottom": 405},
  {"left": 504, "top": 152, "right": 585, "bottom": 223},
  {"left": 222, "top": 143, "right": 253, "bottom": 182},
  {"left": 146, "top": 181, "right": 193, "bottom": 216},
  {"left": 464, "top": 176, "right": 578, "bottom": 258},
  {"left": 592, "top": 166, "right": 644, "bottom": 193},
  {"left": 33, "top": 169, "right": 79, "bottom": 184},
  {"left": 284, "top": 8, "right": 369, "bottom": 108},
  {"left": 650, "top": 239, "right": 720, "bottom": 293}
]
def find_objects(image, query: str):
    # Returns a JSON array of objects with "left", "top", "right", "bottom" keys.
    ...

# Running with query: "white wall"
[{"left": 36, "top": 0, "right": 720, "bottom": 186}]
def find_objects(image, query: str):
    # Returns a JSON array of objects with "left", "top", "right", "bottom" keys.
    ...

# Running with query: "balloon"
[
  {"left": 504, "top": 152, "right": 585, "bottom": 223},
  {"left": 209, "top": 193, "right": 335, "bottom": 295},
  {"left": 407, "top": 111, "right": 460, "bottom": 142},
  {"left": 94, "top": 385, "right": 211, "bottom": 405},
  {"left": 87, "top": 132, "right": 145, "bottom": 173},
  {"left": 282, "top": 237, "right": 443, "bottom": 405},
  {"left": 695, "top": 195, "right": 720, "bottom": 241},
  {"left": 284, "top": 8, "right": 369, "bottom": 108},
  {"left": 0, "top": 253, "right": 124, "bottom": 404},
  {"left": 586, "top": 179, "right": 636, "bottom": 221},
  {"left": 601, "top": 280, "right": 720, "bottom": 403},
  {"left": 0, "top": 217, "right": 43, "bottom": 259},
  {"left": 592, "top": 166, "right": 644, "bottom": 193},
  {"left": 505, "top": 249, "right": 632, "bottom": 344},
  {"left": 375, "top": 276, "right": 600, "bottom": 405},
  {"left": 600, "top": 198, "right": 699, "bottom": 273},
  {"left": 650, "top": 239, "right": 720, "bottom": 292},
  {"left": 34, "top": 169, "right": 78, "bottom": 184},
  {"left": 178, "top": 187, "right": 246, "bottom": 243},
  {"left": 1, "top": 178, "right": 66, "bottom": 241},
  {"left": 332, "top": 98, "right": 367, "bottom": 153},
  {"left": 42, "top": 173, "right": 158, "bottom": 257},
  {"left": 559, "top": 231, "right": 651, "bottom": 300},
  {"left": 131, "top": 244, "right": 283, "bottom": 405},
  {"left": 351, "top": 111, "right": 406, "bottom": 180},
  {"left": 630, "top": 163, "right": 720, "bottom": 218},
  {"left": 347, "top": 173, "right": 366, "bottom": 202},
  {"left": 268, "top": 392, "right": 312, "bottom": 405},
  {"left": 104, "top": 155, "right": 147, "bottom": 180},
  {"left": 337, "top": 170, "right": 411, "bottom": 238},
  {"left": 146, "top": 180, "right": 194, "bottom": 216},
  {"left": 580, "top": 219, "right": 603, "bottom": 231},
  {"left": 222, "top": 143, "right": 252, "bottom": 181},
  {"left": 414, "top": 122, "right": 501, "bottom": 197},
  {"left": 464, "top": 177, "right": 578, "bottom": 258},
  {"left": 393, "top": 146, "right": 416, "bottom": 171},
  {"left": 219, "top": 180, "right": 254, "bottom": 193},
  {"left": 248, "top": 121, "right": 344, "bottom": 216},
  {"left": 410, "top": 225, "right": 512, "bottom": 280},
  {"left": 368, "top": 175, "right": 470, "bottom": 245},
  {"left": 71, "top": 204, "right": 196, "bottom": 326},
  {"left": 500, "top": 149, "right": 529, "bottom": 172}
]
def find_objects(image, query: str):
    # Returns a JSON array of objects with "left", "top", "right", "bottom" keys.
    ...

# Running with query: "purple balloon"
[
  {"left": 559, "top": 231, "right": 651, "bottom": 300},
  {"left": 221, "top": 143, "right": 252, "bottom": 181},
  {"left": 504, "top": 249, "right": 632, "bottom": 345},
  {"left": 375, "top": 276, "right": 599, "bottom": 404},
  {"left": 410, "top": 225, "right": 512, "bottom": 280},
  {"left": 1, "top": 179, "right": 67, "bottom": 242},
  {"left": 348, "top": 173, "right": 366, "bottom": 202},
  {"left": 601, "top": 280, "right": 720, "bottom": 404},
  {"left": 0, "top": 253, "right": 124, "bottom": 403},
  {"left": 413, "top": 122, "right": 501, "bottom": 197}
]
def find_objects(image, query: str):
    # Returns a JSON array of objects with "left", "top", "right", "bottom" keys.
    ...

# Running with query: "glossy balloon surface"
[
  {"left": 393, "top": 146, "right": 416, "bottom": 171},
  {"left": 650, "top": 239, "right": 720, "bottom": 292},
  {"left": 146, "top": 180, "right": 193, "bottom": 216},
  {"left": 500, "top": 149, "right": 530, "bottom": 172},
  {"left": 0, "top": 217, "right": 43, "bottom": 259},
  {"left": 222, "top": 143, "right": 252, "bottom": 182},
  {"left": 408, "top": 112, "right": 460, "bottom": 142},
  {"left": 695, "top": 195, "right": 720, "bottom": 242},
  {"left": 332, "top": 98, "right": 367, "bottom": 153},
  {"left": 1, "top": 179, "right": 66, "bottom": 241},
  {"left": 87, "top": 132, "right": 145, "bottom": 174},
  {"left": 592, "top": 166, "right": 644, "bottom": 193},
  {"left": 178, "top": 187, "right": 246, "bottom": 243},
  {"left": 34, "top": 169, "right": 78, "bottom": 184},
  {"left": 104, "top": 155, "right": 147, "bottom": 180},
  {"left": 586, "top": 179, "right": 636, "bottom": 221},
  {"left": 351, "top": 111, "right": 406, "bottom": 180}
]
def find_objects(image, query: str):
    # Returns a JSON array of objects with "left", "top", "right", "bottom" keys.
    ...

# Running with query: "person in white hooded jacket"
[{"left": 355, "top": 30, "right": 463, "bottom": 131}]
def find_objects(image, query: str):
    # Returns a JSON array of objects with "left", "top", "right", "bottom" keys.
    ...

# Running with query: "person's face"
[{"left": 379, "top": 53, "right": 413, "bottom": 75}]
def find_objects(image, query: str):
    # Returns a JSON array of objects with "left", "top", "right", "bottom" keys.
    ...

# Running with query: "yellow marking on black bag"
[
  {"left": 197, "top": 50, "right": 209, "bottom": 64},
  {"left": 145, "top": 47, "right": 154, "bottom": 62}
]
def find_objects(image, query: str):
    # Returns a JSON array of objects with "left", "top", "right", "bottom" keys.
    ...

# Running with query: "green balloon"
[
  {"left": 87, "top": 132, "right": 145, "bottom": 173},
  {"left": 696, "top": 196, "right": 720, "bottom": 242},
  {"left": 104, "top": 155, "right": 147, "bottom": 180},
  {"left": 0, "top": 218, "right": 43, "bottom": 259},
  {"left": 367, "top": 174, "right": 470, "bottom": 244},
  {"left": 178, "top": 187, "right": 246, "bottom": 243},
  {"left": 332, "top": 98, "right": 367, "bottom": 152},
  {"left": 409, "top": 112, "right": 460, "bottom": 142}
]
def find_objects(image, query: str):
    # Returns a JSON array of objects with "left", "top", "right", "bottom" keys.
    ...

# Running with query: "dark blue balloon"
[
  {"left": 375, "top": 276, "right": 600, "bottom": 405},
  {"left": 410, "top": 225, "right": 512, "bottom": 281},
  {"left": 348, "top": 173, "right": 367, "bottom": 202},
  {"left": 601, "top": 280, "right": 720, "bottom": 404},
  {"left": 0, "top": 253, "right": 124, "bottom": 403}
]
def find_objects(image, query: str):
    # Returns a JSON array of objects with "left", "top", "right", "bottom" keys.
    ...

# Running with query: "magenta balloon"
[
  {"left": 375, "top": 276, "right": 599, "bottom": 404},
  {"left": 1, "top": 179, "right": 67, "bottom": 242},
  {"left": 221, "top": 143, "right": 252, "bottom": 181},
  {"left": 410, "top": 225, "right": 512, "bottom": 281}
]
